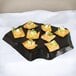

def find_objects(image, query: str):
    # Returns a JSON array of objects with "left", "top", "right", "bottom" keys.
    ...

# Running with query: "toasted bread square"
[
  {"left": 22, "top": 40, "right": 37, "bottom": 50},
  {"left": 12, "top": 27, "right": 25, "bottom": 38},
  {"left": 23, "top": 21, "right": 38, "bottom": 29},
  {"left": 55, "top": 27, "right": 69, "bottom": 37},
  {"left": 26, "top": 29, "right": 40, "bottom": 39},
  {"left": 41, "top": 24, "right": 52, "bottom": 32},
  {"left": 41, "top": 32, "right": 56, "bottom": 42},
  {"left": 45, "top": 40, "right": 60, "bottom": 52}
]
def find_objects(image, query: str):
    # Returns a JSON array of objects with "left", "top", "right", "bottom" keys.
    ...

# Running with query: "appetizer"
[
  {"left": 41, "top": 24, "right": 52, "bottom": 32},
  {"left": 45, "top": 40, "right": 60, "bottom": 52},
  {"left": 26, "top": 29, "right": 40, "bottom": 39},
  {"left": 12, "top": 27, "right": 25, "bottom": 38},
  {"left": 41, "top": 31, "right": 56, "bottom": 42},
  {"left": 22, "top": 40, "right": 37, "bottom": 50},
  {"left": 55, "top": 27, "right": 69, "bottom": 37},
  {"left": 23, "top": 21, "right": 38, "bottom": 29}
]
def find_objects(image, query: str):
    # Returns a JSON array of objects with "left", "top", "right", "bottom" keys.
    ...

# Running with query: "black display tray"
[{"left": 3, "top": 22, "right": 74, "bottom": 61}]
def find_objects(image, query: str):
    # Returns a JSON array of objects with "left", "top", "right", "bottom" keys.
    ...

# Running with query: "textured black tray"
[{"left": 3, "top": 22, "right": 73, "bottom": 61}]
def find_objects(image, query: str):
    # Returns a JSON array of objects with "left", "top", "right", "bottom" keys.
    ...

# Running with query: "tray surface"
[{"left": 3, "top": 22, "right": 73, "bottom": 61}]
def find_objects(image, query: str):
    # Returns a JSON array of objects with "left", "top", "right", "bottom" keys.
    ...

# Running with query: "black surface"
[{"left": 3, "top": 22, "right": 74, "bottom": 61}]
